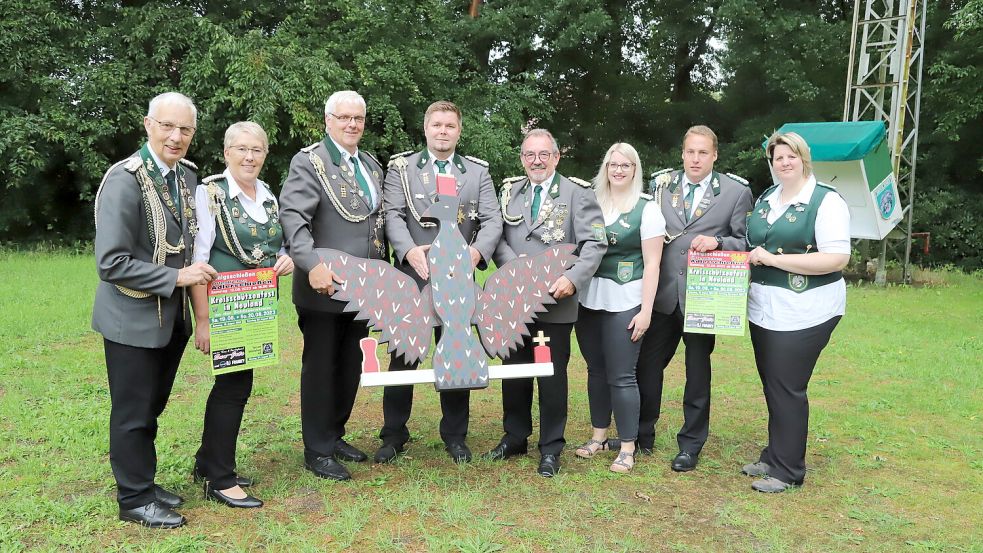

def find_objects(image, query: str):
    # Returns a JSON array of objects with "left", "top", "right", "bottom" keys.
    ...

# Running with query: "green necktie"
[
  {"left": 165, "top": 171, "right": 180, "bottom": 215},
  {"left": 434, "top": 159, "right": 450, "bottom": 174},
  {"left": 531, "top": 184, "right": 544, "bottom": 220},
  {"left": 684, "top": 183, "right": 698, "bottom": 222},
  {"left": 350, "top": 155, "right": 373, "bottom": 204}
]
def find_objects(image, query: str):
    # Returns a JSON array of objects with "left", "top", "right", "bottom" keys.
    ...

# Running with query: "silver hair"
[
  {"left": 147, "top": 92, "right": 197, "bottom": 124},
  {"left": 223, "top": 121, "right": 269, "bottom": 151},
  {"left": 522, "top": 128, "right": 559, "bottom": 153},
  {"left": 324, "top": 90, "right": 366, "bottom": 116}
]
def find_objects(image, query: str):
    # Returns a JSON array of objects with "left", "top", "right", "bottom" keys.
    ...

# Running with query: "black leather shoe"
[
  {"left": 373, "top": 443, "right": 404, "bottom": 464},
  {"left": 334, "top": 439, "right": 368, "bottom": 463},
  {"left": 153, "top": 485, "right": 184, "bottom": 509},
  {"left": 483, "top": 441, "right": 527, "bottom": 461},
  {"left": 305, "top": 456, "right": 352, "bottom": 481},
  {"left": 205, "top": 482, "right": 263, "bottom": 508},
  {"left": 119, "top": 501, "right": 186, "bottom": 528},
  {"left": 538, "top": 454, "right": 560, "bottom": 477},
  {"left": 671, "top": 451, "right": 699, "bottom": 472},
  {"left": 193, "top": 466, "right": 253, "bottom": 488},
  {"left": 445, "top": 442, "right": 473, "bottom": 464}
]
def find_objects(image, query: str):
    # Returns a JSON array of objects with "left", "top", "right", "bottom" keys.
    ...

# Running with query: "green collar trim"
[{"left": 417, "top": 150, "right": 467, "bottom": 174}]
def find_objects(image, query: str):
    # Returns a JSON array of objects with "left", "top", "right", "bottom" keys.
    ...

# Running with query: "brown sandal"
[
  {"left": 574, "top": 438, "right": 609, "bottom": 459},
  {"left": 610, "top": 450, "right": 635, "bottom": 473}
]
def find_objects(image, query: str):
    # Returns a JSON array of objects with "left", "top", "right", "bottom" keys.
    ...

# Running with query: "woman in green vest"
[
  {"left": 744, "top": 131, "right": 851, "bottom": 492},
  {"left": 573, "top": 143, "right": 665, "bottom": 473},
  {"left": 189, "top": 122, "right": 294, "bottom": 508}
]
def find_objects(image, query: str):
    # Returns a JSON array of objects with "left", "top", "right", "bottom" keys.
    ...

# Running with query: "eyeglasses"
[
  {"left": 521, "top": 151, "right": 555, "bottom": 163},
  {"left": 230, "top": 146, "right": 267, "bottom": 157},
  {"left": 607, "top": 162, "right": 635, "bottom": 172},
  {"left": 149, "top": 117, "right": 196, "bottom": 137},
  {"left": 329, "top": 113, "right": 367, "bottom": 125}
]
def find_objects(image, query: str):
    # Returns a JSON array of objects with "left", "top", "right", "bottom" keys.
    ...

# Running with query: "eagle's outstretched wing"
[
  {"left": 315, "top": 248, "right": 436, "bottom": 365},
  {"left": 473, "top": 244, "right": 578, "bottom": 359}
]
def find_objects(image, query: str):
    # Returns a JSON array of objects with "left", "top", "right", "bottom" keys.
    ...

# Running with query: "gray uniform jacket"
[
  {"left": 92, "top": 154, "right": 197, "bottom": 347},
  {"left": 280, "top": 140, "right": 386, "bottom": 313},
  {"left": 493, "top": 173, "right": 608, "bottom": 324},
  {"left": 383, "top": 150, "right": 503, "bottom": 289},
  {"left": 649, "top": 169, "right": 754, "bottom": 315}
]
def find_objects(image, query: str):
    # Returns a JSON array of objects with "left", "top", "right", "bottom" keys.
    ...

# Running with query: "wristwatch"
[{"left": 714, "top": 234, "right": 723, "bottom": 250}]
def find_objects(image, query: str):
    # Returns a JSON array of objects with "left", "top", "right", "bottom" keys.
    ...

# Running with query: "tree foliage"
[{"left": 1, "top": 0, "right": 979, "bottom": 268}]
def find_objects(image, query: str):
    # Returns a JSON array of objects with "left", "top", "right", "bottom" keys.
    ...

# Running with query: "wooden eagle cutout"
[{"left": 315, "top": 175, "right": 576, "bottom": 391}]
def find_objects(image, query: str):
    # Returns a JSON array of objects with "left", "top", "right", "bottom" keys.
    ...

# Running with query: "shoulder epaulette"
[
  {"left": 122, "top": 156, "right": 141, "bottom": 173},
  {"left": 650, "top": 168, "right": 673, "bottom": 179},
  {"left": 178, "top": 158, "right": 197, "bottom": 170},
  {"left": 568, "top": 176, "right": 592, "bottom": 188},
  {"left": 464, "top": 155, "right": 488, "bottom": 167},
  {"left": 202, "top": 174, "right": 224, "bottom": 184},
  {"left": 640, "top": 192, "right": 653, "bottom": 200},
  {"left": 725, "top": 172, "right": 749, "bottom": 186},
  {"left": 301, "top": 142, "right": 320, "bottom": 153},
  {"left": 387, "top": 150, "right": 414, "bottom": 168},
  {"left": 502, "top": 176, "right": 525, "bottom": 185}
]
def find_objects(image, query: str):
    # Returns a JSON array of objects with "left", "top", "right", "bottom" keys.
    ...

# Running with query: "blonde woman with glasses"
[{"left": 574, "top": 143, "right": 665, "bottom": 473}]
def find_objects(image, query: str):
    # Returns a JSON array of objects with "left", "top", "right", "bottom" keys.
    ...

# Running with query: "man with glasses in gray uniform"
[
  {"left": 93, "top": 92, "right": 216, "bottom": 528},
  {"left": 280, "top": 90, "right": 387, "bottom": 482}
]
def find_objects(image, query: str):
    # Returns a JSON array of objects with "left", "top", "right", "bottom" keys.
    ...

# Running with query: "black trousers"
[
  {"left": 577, "top": 307, "right": 642, "bottom": 442},
  {"left": 500, "top": 321, "right": 572, "bottom": 456},
  {"left": 298, "top": 307, "right": 366, "bottom": 461},
  {"left": 195, "top": 369, "right": 253, "bottom": 490},
  {"left": 750, "top": 316, "right": 840, "bottom": 484},
  {"left": 636, "top": 305, "right": 716, "bottom": 453},
  {"left": 380, "top": 327, "right": 470, "bottom": 446},
  {"left": 105, "top": 326, "right": 188, "bottom": 510}
]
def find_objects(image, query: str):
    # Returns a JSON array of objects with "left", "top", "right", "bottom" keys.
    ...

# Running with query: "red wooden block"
[
  {"left": 360, "top": 337, "right": 380, "bottom": 373},
  {"left": 436, "top": 174, "right": 457, "bottom": 196}
]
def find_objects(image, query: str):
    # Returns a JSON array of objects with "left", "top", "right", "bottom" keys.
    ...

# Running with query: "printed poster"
[
  {"left": 207, "top": 268, "right": 279, "bottom": 375},
  {"left": 683, "top": 250, "right": 750, "bottom": 336}
]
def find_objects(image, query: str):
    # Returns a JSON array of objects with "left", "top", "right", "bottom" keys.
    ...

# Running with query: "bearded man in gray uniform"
[
  {"left": 487, "top": 128, "right": 607, "bottom": 477},
  {"left": 636, "top": 125, "right": 754, "bottom": 472},
  {"left": 93, "top": 92, "right": 217, "bottom": 528},
  {"left": 280, "top": 90, "right": 387, "bottom": 482},
  {"left": 374, "top": 100, "right": 503, "bottom": 465}
]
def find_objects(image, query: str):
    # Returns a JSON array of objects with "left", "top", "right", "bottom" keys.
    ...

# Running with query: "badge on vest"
[
  {"left": 592, "top": 223, "right": 606, "bottom": 242},
  {"left": 789, "top": 273, "right": 808, "bottom": 292},
  {"left": 617, "top": 261, "right": 634, "bottom": 283}
]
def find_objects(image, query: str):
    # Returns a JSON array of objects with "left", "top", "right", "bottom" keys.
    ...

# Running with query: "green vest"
[
  {"left": 203, "top": 177, "right": 283, "bottom": 273},
  {"left": 596, "top": 198, "right": 648, "bottom": 283},
  {"left": 746, "top": 182, "right": 842, "bottom": 293}
]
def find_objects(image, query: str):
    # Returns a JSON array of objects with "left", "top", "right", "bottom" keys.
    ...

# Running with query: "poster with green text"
[
  {"left": 207, "top": 268, "right": 279, "bottom": 375},
  {"left": 683, "top": 250, "right": 750, "bottom": 336}
]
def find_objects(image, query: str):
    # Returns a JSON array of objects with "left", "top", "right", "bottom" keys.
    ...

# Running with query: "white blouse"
[
  {"left": 193, "top": 169, "right": 280, "bottom": 264},
  {"left": 580, "top": 200, "right": 666, "bottom": 312},
  {"left": 747, "top": 175, "right": 851, "bottom": 331}
]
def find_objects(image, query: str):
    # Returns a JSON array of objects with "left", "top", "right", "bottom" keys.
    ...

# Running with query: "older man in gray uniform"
[
  {"left": 280, "top": 90, "right": 387, "bottom": 482},
  {"left": 636, "top": 125, "right": 754, "bottom": 472},
  {"left": 487, "top": 128, "right": 607, "bottom": 477},
  {"left": 374, "top": 100, "right": 503, "bottom": 464},
  {"left": 93, "top": 92, "right": 217, "bottom": 528}
]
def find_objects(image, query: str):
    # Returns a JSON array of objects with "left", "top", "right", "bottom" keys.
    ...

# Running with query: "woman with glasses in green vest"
[
  {"left": 574, "top": 143, "right": 665, "bottom": 473},
  {"left": 189, "top": 121, "right": 294, "bottom": 508},
  {"left": 744, "top": 131, "right": 851, "bottom": 493}
]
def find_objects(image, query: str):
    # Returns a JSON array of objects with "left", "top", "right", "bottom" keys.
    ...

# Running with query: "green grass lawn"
[{"left": 0, "top": 250, "right": 980, "bottom": 552}]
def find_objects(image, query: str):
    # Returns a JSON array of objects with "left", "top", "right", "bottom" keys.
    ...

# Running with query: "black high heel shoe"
[{"left": 204, "top": 481, "right": 263, "bottom": 509}]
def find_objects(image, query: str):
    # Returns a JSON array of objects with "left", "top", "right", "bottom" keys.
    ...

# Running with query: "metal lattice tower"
[{"left": 843, "top": 0, "right": 926, "bottom": 284}]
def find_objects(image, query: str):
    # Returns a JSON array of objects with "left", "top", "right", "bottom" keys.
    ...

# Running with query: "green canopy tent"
[{"left": 764, "top": 121, "right": 903, "bottom": 240}]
